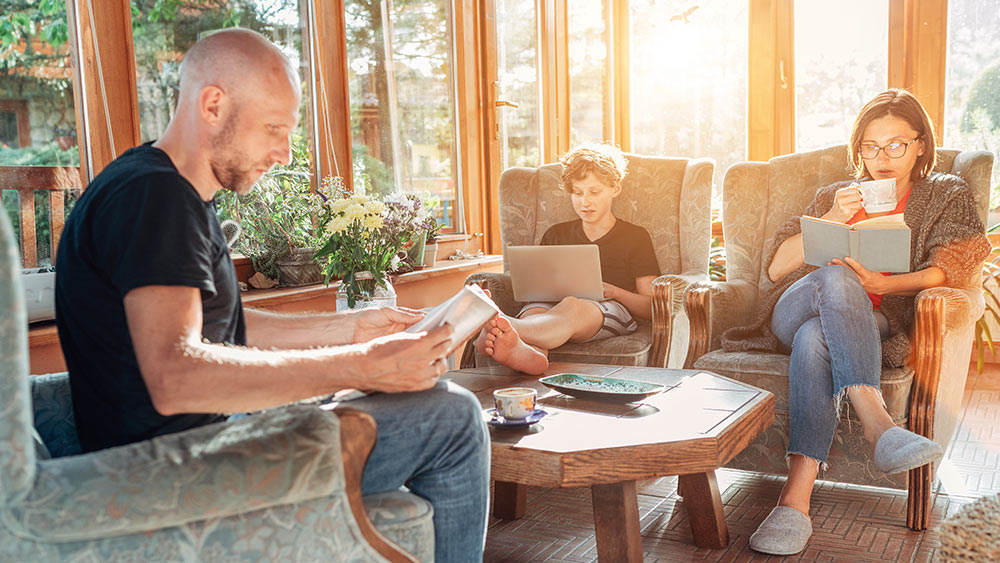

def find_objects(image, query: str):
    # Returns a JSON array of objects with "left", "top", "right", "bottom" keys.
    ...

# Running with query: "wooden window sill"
[{"left": 242, "top": 255, "right": 502, "bottom": 309}]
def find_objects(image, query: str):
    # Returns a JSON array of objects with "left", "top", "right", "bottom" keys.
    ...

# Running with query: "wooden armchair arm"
[
  {"left": 907, "top": 286, "right": 983, "bottom": 530},
  {"left": 648, "top": 272, "right": 707, "bottom": 368},
  {"left": 339, "top": 409, "right": 420, "bottom": 563},
  {"left": 683, "top": 280, "right": 758, "bottom": 368},
  {"left": 649, "top": 276, "right": 673, "bottom": 368}
]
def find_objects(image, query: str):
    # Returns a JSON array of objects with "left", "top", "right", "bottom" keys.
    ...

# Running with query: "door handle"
[{"left": 495, "top": 100, "right": 519, "bottom": 108}]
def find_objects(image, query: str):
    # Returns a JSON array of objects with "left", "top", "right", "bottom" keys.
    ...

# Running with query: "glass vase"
[{"left": 336, "top": 271, "right": 397, "bottom": 311}]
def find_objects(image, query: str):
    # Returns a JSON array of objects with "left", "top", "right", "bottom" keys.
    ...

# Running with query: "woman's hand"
[
  {"left": 831, "top": 257, "right": 890, "bottom": 294},
  {"left": 822, "top": 183, "right": 864, "bottom": 223}
]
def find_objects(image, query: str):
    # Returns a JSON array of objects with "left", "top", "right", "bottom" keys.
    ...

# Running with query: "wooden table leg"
[
  {"left": 591, "top": 481, "right": 643, "bottom": 562},
  {"left": 493, "top": 480, "right": 527, "bottom": 519},
  {"left": 678, "top": 471, "right": 729, "bottom": 548}
]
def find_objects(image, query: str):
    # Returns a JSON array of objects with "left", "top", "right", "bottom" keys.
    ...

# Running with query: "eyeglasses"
[{"left": 859, "top": 138, "right": 920, "bottom": 160}]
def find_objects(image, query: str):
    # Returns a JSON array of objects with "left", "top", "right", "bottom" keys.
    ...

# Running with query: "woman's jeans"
[{"left": 770, "top": 265, "right": 889, "bottom": 465}]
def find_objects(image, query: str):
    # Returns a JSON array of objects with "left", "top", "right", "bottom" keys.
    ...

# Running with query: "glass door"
[{"left": 488, "top": 0, "right": 542, "bottom": 173}]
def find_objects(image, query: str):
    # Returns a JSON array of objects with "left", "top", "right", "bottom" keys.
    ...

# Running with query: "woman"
[{"left": 721, "top": 89, "right": 991, "bottom": 555}]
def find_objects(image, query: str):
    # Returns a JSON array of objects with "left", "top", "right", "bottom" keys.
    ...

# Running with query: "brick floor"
[{"left": 484, "top": 363, "right": 1000, "bottom": 562}]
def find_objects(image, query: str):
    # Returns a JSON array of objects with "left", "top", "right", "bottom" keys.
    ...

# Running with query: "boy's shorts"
[{"left": 517, "top": 299, "right": 638, "bottom": 342}]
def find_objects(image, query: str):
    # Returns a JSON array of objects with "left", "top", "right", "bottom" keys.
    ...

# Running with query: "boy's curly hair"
[{"left": 559, "top": 143, "right": 628, "bottom": 193}]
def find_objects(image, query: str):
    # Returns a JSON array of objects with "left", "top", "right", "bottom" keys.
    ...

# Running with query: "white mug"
[
  {"left": 858, "top": 178, "right": 897, "bottom": 213},
  {"left": 493, "top": 387, "right": 537, "bottom": 420}
]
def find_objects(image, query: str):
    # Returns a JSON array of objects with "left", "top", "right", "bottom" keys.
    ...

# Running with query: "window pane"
[
  {"left": 1, "top": 1, "right": 81, "bottom": 266},
  {"left": 132, "top": 1, "right": 311, "bottom": 144},
  {"left": 795, "top": 0, "right": 887, "bottom": 151},
  {"left": 346, "top": 0, "right": 462, "bottom": 231},
  {"left": 569, "top": 0, "right": 606, "bottom": 146},
  {"left": 945, "top": 0, "right": 1000, "bottom": 215},
  {"left": 629, "top": 1, "right": 747, "bottom": 196},
  {"left": 495, "top": 0, "right": 540, "bottom": 169}
]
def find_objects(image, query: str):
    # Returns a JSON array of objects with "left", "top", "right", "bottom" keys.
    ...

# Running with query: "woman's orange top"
[{"left": 845, "top": 188, "right": 912, "bottom": 309}]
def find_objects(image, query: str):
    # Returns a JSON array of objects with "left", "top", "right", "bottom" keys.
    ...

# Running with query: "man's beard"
[{"left": 209, "top": 109, "right": 260, "bottom": 195}]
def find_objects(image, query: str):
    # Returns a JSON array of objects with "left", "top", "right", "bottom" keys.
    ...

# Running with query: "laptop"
[{"left": 507, "top": 245, "right": 605, "bottom": 302}]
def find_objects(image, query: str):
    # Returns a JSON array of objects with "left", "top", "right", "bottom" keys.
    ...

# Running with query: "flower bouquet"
[{"left": 314, "top": 179, "right": 431, "bottom": 309}]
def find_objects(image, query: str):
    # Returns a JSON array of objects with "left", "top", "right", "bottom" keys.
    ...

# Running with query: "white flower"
[
  {"left": 326, "top": 216, "right": 350, "bottom": 235},
  {"left": 345, "top": 203, "right": 366, "bottom": 221}
]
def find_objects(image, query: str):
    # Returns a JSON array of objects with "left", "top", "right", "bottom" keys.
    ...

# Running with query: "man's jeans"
[
  {"left": 770, "top": 265, "right": 889, "bottom": 465},
  {"left": 346, "top": 380, "right": 490, "bottom": 562}
]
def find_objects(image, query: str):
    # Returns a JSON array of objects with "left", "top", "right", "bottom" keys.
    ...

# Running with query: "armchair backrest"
[
  {"left": 721, "top": 145, "right": 994, "bottom": 303},
  {"left": 0, "top": 210, "right": 38, "bottom": 505},
  {"left": 497, "top": 154, "right": 715, "bottom": 278}
]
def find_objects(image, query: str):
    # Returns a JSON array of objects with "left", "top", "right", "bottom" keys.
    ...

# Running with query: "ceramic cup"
[
  {"left": 493, "top": 387, "right": 537, "bottom": 420},
  {"left": 858, "top": 178, "right": 897, "bottom": 213}
]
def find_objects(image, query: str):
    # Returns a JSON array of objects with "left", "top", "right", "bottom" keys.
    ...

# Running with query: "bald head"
[
  {"left": 179, "top": 28, "right": 300, "bottom": 105},
  {"left": 157, "top": 28, "right": 302, "bottom": 199}
]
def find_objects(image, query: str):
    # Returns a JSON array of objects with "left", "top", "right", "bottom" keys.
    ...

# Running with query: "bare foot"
[
  {"left": 473, "top": 288, "right": 496, "bottom": 357},
  {"left": 485, "top": 317, "right": 549, "bottom": 375}
]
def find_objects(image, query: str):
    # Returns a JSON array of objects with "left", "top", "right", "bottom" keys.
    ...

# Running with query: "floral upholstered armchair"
[
  {"left": 684, "top": 145, "right": 994, "bottom": 530},
  {"left": 463, "top": 153, "right": 714, "bottom": 369},
  {"left": 0, "top": 212, "right": 433, "bottom": 562}
]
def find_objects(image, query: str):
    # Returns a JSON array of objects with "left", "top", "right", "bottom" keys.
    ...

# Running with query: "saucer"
[{"left": 486, "top": 408, "right": 548, "bottom": 427}]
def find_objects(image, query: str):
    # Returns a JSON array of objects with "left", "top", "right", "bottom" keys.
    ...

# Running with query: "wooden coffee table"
[{"left": 446, "top": 362, "right": 774, "bottom": 562}]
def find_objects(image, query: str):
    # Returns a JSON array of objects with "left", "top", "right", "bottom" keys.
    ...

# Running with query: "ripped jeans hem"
[
  {"left": 786, "top": 451, "right": 829, "bottom": 473},
  {"left": 835, "top": 383, "right": 885, "bottom": 434}
]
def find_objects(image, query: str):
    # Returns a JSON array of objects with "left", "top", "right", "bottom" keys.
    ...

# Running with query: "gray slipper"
[
  {"left": 749, "top": 506, "right": 812, "bottom": 555},
  {"left": 874, "top": 426, "right": 944, "bottom": 474}
]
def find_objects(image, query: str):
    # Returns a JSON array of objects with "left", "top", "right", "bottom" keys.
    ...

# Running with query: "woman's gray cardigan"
[{"left": 720, "top": 172, "right": 991, "bottom": 367}]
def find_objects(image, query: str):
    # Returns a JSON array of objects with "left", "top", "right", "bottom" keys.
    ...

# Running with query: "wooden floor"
[{"left": 484, "top": 363, "right": 1000, "bottom": 562}]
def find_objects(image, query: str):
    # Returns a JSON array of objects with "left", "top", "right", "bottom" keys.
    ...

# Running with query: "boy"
[{"left": 477, "top": 143, "right": 660, "bottom": 374}]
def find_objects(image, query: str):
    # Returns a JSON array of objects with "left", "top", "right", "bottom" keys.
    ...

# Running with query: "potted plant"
[
  {"left": 313, "top": 182, "right": 428, "bottom": 310},
  {"left": 215, "top": 136, "right": 324, "bottom": 287},
  {"left": 420, "top": 195, "right": 443, "bottom": 267},
  {"left": 423, "top": 216, "right": 442, "bottom": 267}
]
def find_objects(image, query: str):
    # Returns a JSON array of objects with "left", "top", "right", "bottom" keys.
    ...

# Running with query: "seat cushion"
[
  {"left": 363, "top": 490, "right": 434, "bottom": 561},
  {"left": 549, "top": 323, "right": 652, "bottom": 366},
  {"left": 474, "top": 323, "right": 653, "bottom": 368},
  {"left": 693, "top": 350, "right": 913, "bottom": 421}
]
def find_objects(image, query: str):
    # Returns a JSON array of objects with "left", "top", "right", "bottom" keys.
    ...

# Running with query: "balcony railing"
[{"left": 0, "top": 166, "right": 83, "bottom": 268}]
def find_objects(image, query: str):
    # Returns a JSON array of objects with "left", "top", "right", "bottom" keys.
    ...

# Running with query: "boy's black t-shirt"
[
  {"left": 540, "top": 219, "right": 660, "bottom": 291},
  {"left": 55, "top": 144, "right": 245, "bottom": 452}
]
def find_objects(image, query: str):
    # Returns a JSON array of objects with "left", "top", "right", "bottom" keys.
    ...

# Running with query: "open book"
[
  {"left": 801, "top": 214, "right": 911, "bottom": 273},
  {"left": 318, "top": 285, "right": 500, "bottom": 407},
  {"left": 404, "top": 283, "right": 500, "bottom": 356}
]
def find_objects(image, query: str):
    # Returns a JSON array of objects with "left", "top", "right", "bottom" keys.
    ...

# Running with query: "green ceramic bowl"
[{"left": 539, "top": 373, "right": 665, "bottom": 403}]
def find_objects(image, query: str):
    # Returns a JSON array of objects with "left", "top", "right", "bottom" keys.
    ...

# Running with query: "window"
[
  {"left": 345, "top": 0, "right": 462, "bottom": 230},
  {"left": 494, "top": 0, "right": 541, "bottom": 169},
  {"left": 629, "top": 2, "right": 747, "bottom": 195},
  {"left": 131, "top": 1, "right": 311, "bottom": 144},
  {"left": 568, "top": 0, "right": 607, "bottom": 146},
  {"left": 1, "top": 0, "right": 81, "bottom": 266},
  {"left": 794, "top": 0, "right": 888, "bottom": 151},
  {"left": 0, "top": 108, "right": 19, "bottom": 147},
  {"left": 944, "top": 0, "right": 1000, "bottom": 214}
]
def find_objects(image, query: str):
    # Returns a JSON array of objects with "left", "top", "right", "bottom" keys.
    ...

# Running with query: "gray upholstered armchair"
[
  {"left": 684, "top": 145, "right": 994, "bottom": 530},
  {"left": 462, "top": 153, "right": 714, "bottom": 369},
  {"left": 0, "top": 212, "right": 434, "bottom": 561}
]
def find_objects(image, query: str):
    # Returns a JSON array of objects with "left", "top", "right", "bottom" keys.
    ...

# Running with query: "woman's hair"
[
  {"left": 848, "top": 88, "right": 936, "bottom": 180},
  {"left": 559, "top": 143, "right": 628, "bottom": 193}
]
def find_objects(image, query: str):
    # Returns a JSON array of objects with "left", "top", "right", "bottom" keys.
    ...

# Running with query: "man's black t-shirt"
[
  {"left": 56, "top": 144, "right": 245, "bottom": 452},
  {"left": 540, "top": 219, "right": 660, "bottom": 291}
]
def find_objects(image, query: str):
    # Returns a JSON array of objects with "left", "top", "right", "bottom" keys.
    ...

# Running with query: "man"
[{"left": 55, "top": 28, "right": 488, "bottom": 562}]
